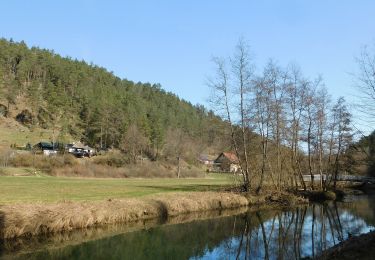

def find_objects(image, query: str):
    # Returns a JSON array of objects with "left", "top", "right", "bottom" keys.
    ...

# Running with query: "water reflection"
[
  {"left": 2, "top": 196, "right": 375, "bottom": 260},
  {"left": 200, "top": 200, "right": 374, "bottom": 260}
]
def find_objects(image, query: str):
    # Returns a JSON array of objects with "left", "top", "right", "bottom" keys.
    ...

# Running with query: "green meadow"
[{"left": 0, "top": 173, "right": 236, "bottom": 205}]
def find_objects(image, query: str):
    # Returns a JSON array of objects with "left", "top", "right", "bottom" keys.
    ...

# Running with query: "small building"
[
  {"left": 214, "top": 152, "right": 240, "bottom": 173},
  {"left": 83, "top": 145, "right": 96, "bottom": 157},
  {"left": 198, "top": 154, "right": 214, "bottom": 165},
  {"left": 33, "top": 142, "right": 57, "bottom": 156}
]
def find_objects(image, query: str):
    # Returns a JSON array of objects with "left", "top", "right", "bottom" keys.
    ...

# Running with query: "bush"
[
  {"left": 9, "top": 153, "right": 78, "bottom": 172},
  {"left": 8, "top": 151, "right": 205, "bottom": 178},
  {"left": 93, "top": 151, "right": 130, "bottom": 167},
  {"left": 51, "top": 160, "right": 205, "bottom": 178},
  {"left": 0, "top": 147, "right": 13, "bottom": 167},
  {"left": 51, "top": 164, "right": 128, "bottom": 178},
  {"left": 303, "top": 190, "right": 337, "bottom": 202}
]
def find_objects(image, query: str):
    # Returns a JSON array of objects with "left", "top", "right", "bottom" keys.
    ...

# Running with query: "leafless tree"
[
  {"left": 329, "top": 97, "right": 352, "bottom": 188},
  {"left": 231, "top": 38, "right": 255, "bottom": 190},
  {"left": 354, "top": 45, "right": 375, "bottom": 122},
  {"left": 267, "top": 61, "right": 286, "bottom": 189},
  {"left": 251, "top": 74, "right": 273, "bottom": 193},
  {"left": 304, "top": 83, "right": 317, "bottom": 189},
  {"left": 314, "top": 87, "right": 331, "bottom": 190},
  {"left": 120, "top": 124, "right": 149, "bottom": 164},
  {"left": 163, "top": 128, "right": 188, "bottom": 178},
  {"left": 284, "top": 65, "right": 308, "bottom": 190},
  {"left": 208, "top": 38, "right": 254, "bottom": 191}
]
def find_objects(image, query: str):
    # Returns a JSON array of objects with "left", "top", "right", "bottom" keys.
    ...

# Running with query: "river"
[{"left": 1, "top": 195, "right": 375, "bottom": 259}]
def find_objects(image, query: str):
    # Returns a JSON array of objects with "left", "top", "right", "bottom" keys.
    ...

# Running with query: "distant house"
[
  {"left": 83, "top": 145, "right": 96, "bottom": 157},
  {"left": 214, "top": 152, "right": 240, "bottom": 173},
  {"left": 198, "top": 154, "right": 214, "bottom": 165},
  {"left": 33, "top": 142, "right": 57, "bottom": 156}
]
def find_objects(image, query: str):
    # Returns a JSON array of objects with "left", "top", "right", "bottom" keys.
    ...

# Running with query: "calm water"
[{"left": 2, "top": 195, "right": 375, "bottom": 260}]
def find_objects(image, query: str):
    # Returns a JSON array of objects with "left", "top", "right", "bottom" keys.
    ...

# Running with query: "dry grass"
[
  {"left": 0, "top": 192, "right": 248, "bottom": 239},
  {"left": 8, "top": 152, "right": 205, "bottom": 178},
  {"left": 50, "top": 161, "right": 204, "bottom": 178},
  {"left": 9, "top": 153, "right": 77, "bottom": 173},
  {"left": 0, "top": 116, "right": 59, "bottom": 148},
  {"left": 50, "top": 161, "right": 205, "bottom": 178},
  {"left": 92, "top": 150, "right": 129, "bottom": 167},
  {"left": 0, "top": 207, "right": 249, "bottom": 257},
  {"left": 51, "top": 164, "right": 128, "bottom": 178}
]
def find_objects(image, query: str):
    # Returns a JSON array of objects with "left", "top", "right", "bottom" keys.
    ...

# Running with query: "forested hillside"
[
  {"left": 0, "top": 38, "right": 366, "bottom": 187},
  {"left": 0, "top": 38, "right": 226, "bottom": 160}
]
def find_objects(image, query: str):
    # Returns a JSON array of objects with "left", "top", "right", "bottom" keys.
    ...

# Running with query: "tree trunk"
[{"left": 177, "top": 156, "right": 180, "bottom": 178}]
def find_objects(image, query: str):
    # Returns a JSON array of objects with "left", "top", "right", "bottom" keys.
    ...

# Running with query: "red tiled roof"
[{"left": 222, "top": 152, "right": 239, "bottom": 163}]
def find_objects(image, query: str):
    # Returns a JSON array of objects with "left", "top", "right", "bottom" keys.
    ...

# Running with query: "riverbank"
[
  {"left": 0, "top": 190, "right": 309, "bottom": 240},
  {"left": 0, "top": 192, "right": 249, "bottom": 239},
  {"left": 316, "top": 231, "right": 375, "bottom": 260},
  {"left": 0, "top": 207, "right": 249, "bottom": 258}
]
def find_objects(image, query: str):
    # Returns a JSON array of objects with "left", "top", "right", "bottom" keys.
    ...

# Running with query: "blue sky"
[{"left": 1, "top": 1, "right": 374, "bottom": 130}]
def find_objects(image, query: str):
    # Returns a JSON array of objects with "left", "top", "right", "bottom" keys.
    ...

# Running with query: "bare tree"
[
  {"left": 231, "top": 38, "right": 254, "bottom": 190},
  {"left": 284, "top": 66, "right": 308, "bottom": 190},
  {"left": 266, "top": 61, "right": 286, "bottom": 189},
  {"left": 120, "top": 124, "right": 149, "bottom": 164},
  {"left": 315, "top": 87, "right": 330, "bottom": 190},
  {"left": 208, "top": 38, "right": 254, "bottom": 191},
  {"left": 164, "top": 128, "right": 199, "bottom": 178},
  {"left": 251, "top": 74, "right": 273, "bottom": 193},
  {"left": 354, "top": 45, "right": 375, "bottom": 121},
  {"left": 304, "top": 84, "right": 316, "bottom": 189},
  {"left": 331, "top": 97, "right": 352, "bottom": 188}
]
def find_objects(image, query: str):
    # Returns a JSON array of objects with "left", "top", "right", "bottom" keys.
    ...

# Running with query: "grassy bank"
[
  {"left": 0, "top": 174, "right": 309, "bottom": 240},
  {"left": 0, "top": 207, "right": 249, "bottom": 257},
  {"left": 0, "top": 192, "right": 249, "bottom": 239}
]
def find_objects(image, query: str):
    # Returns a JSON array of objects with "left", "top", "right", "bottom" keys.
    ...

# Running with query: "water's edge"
[{"left": 1, "top": 194, "right": 374, "bottom": 259}]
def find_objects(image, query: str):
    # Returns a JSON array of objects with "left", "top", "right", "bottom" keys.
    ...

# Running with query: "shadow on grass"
[
  {"left": 135, "top": 184, "right": 229, "bottom": 193},
  {"left": 0, "top": 210, "right": 5, "bottom": 254}
]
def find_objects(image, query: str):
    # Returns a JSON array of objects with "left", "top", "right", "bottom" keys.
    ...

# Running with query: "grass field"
[{"left": 0, "top": 173, "right": 236, "bottom": 205}]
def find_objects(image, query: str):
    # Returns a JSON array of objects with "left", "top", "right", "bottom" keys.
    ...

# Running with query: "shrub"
[
  {"left": 9, "top": 153, "right": 78, "bottom": 172},
  {"left": 0, "top": 147, "right": 13, "bottom": 167},
  {"left": 51, "top": 164, "right": 128, "bottom": 178},
  {"left": 50, "top": 160, "right": 205, "bottom": 178},
  {"left": 93, "top": 151, "right": 130, "bottom": 167}
]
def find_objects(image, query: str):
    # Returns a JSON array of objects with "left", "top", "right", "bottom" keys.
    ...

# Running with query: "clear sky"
[{"left": 1, "top": 1, "right": 374, "bottom": 130}]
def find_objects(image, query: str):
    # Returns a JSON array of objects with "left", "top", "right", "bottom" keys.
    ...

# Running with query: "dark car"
[{"left": 71, "top": 148, "right": 86, "bottom": 158}]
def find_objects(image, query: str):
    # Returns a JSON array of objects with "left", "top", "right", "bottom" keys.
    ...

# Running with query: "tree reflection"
[
  {"left": 10, "top": 200, "right": 374, "bottom": 260},
  {"left": 230, "top": 201, "right": 370, "bottom": 259}
]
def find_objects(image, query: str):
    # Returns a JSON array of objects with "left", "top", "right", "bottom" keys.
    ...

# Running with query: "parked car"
[{"left": 71, "top": 148, "right": 86, "bottom": 158}]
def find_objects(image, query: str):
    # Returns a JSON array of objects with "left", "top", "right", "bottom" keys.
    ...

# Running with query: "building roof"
[
  {"left": 34, "top": 142, "right": 54, "bottom": 150},
  {"left": 223, "top": 152, "right": 239, "bottom": 163},
  {"left": 215, "top": 152, "right": 239, "bottom": 163},
  {"left": 198, "top": 154, "right": 215, "bottom": 161},
  {"left": 72, "top": 141, "right": 85, "bottom": 149}
]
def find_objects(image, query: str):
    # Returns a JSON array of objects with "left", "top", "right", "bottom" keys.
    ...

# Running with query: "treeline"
[
  {"left": 348, "top": 131, "right": 375, "bottom": 176},
  {"left": 0, "top": 38, "right": 227, "bottom": 161},
  {"left": 209, "top": 39, "right": 354, "bottom": 192}
]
